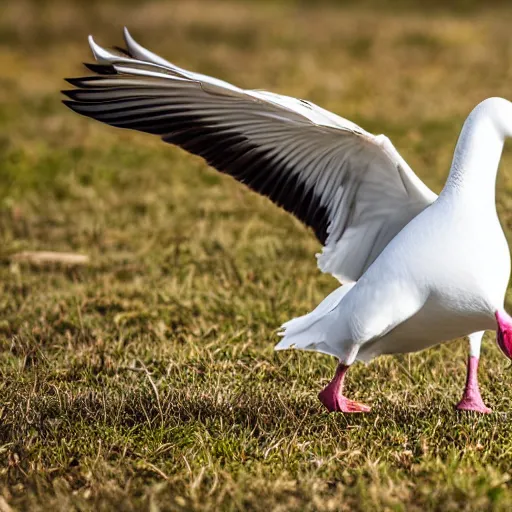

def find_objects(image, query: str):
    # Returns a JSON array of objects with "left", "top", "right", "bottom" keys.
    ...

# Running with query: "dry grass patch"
[{"left": 2, "top": 1, "right": 512, "bottom": 510}]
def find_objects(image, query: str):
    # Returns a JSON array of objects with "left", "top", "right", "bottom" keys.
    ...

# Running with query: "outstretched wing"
[{"left": 63, "top": 28, "right": 438, "bottom": 283}]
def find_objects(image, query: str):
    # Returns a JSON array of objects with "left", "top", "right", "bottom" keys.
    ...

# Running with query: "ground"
[{"left": 2, "top": 0, "right": 512, "bottom": 510}]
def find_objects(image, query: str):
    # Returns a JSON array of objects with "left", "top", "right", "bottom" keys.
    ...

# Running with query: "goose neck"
[{"left": 442, "top": 99, "right": 507, "bottom": 206}]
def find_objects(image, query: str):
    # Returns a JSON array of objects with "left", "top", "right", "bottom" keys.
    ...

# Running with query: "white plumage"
[
  {"left": 63, "top": 29, "right": 512, "bottom": 413},
  {"left": 276, "top": 283, "right": 356, "bottom": 358}
]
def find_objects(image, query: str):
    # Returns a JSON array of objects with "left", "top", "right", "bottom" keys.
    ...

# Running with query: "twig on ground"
[{"left": 9, "top": 251, "right": 90, "bottom": 266}]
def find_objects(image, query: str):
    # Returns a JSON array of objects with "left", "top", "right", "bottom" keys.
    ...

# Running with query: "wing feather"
[{"left": 63, "top": 28, "right": 438, "bottom": 283}]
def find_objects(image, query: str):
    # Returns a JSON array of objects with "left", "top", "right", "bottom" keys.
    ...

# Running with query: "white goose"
[{"left": 63, "top": 28, "right": 512, "bottom": 413}]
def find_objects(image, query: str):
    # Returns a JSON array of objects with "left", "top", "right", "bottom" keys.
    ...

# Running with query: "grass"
[{"left": 3, "top": 0, "right": 512, "bottom": 510}]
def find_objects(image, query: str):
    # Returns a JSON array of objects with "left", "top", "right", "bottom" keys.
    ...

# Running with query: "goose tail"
[{"left": 275, "top": 283, "right": 355, "bottom": 357}]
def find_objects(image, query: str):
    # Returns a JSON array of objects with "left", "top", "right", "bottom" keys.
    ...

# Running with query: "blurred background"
[
  {"left": 3, "top": 0, "right": 512, "bottom": 209},
  {"left": 3, "top": 1, "right": 512, "bottom": 510},
  {"left": 3, "top": 0, "right": 512, "bottom": 259}
]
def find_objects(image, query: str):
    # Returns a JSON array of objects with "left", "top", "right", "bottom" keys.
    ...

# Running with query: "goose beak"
[{"left": 496, "top": 311, "right": 512, "bottom": 360}]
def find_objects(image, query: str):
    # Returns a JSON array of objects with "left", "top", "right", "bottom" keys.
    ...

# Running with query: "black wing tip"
[
  {"left": 64, "top": 76, "right": 110, "bottom": 88},
  {"left": 61, "top": 99, "right": 105, "bottom": 120},
  {"left": 83, "top": 62, "right": 117, "bottom": 75},
  {"left": 62, "top": 99, "right": 76, "bottom": 108},
  {"left": 62, "top": 99, "right": 85, "bottom": 116},
  {"left": 62, "top": 99, "right": 80, "bottom": 114},
  {"left": 64, "top": 77, "right": 83, "bottom": 87},
  {"left": 61, "top": 89, "right": 93, "bottom": 101},
  {"left": 65, "top": 76, "right": 102, "bottom": 87}
]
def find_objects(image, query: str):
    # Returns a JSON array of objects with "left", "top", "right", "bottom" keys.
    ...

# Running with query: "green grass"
[{"left": 3, "top": 0, "right": 512, "bottom": 510}]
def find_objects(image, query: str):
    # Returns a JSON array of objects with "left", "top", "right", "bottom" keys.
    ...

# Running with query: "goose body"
[
  {"left": 64, "top": 29, "right": 512, "bottom": 413},
  {"left": 278, "top": 146, "right": 511, "bottom": 363}
]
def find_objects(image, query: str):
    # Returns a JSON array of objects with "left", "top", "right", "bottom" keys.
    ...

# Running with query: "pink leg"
[
  {"left": 456, "top": 356, "right": 491, "bottom": 414},
  {"left": 318, "top": 362, "right": 371, "bottom": 413}
]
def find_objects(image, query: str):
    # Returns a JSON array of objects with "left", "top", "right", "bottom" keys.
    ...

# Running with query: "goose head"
[{"left": 476, "top": 97, "right": 512, "bottom": 138}]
